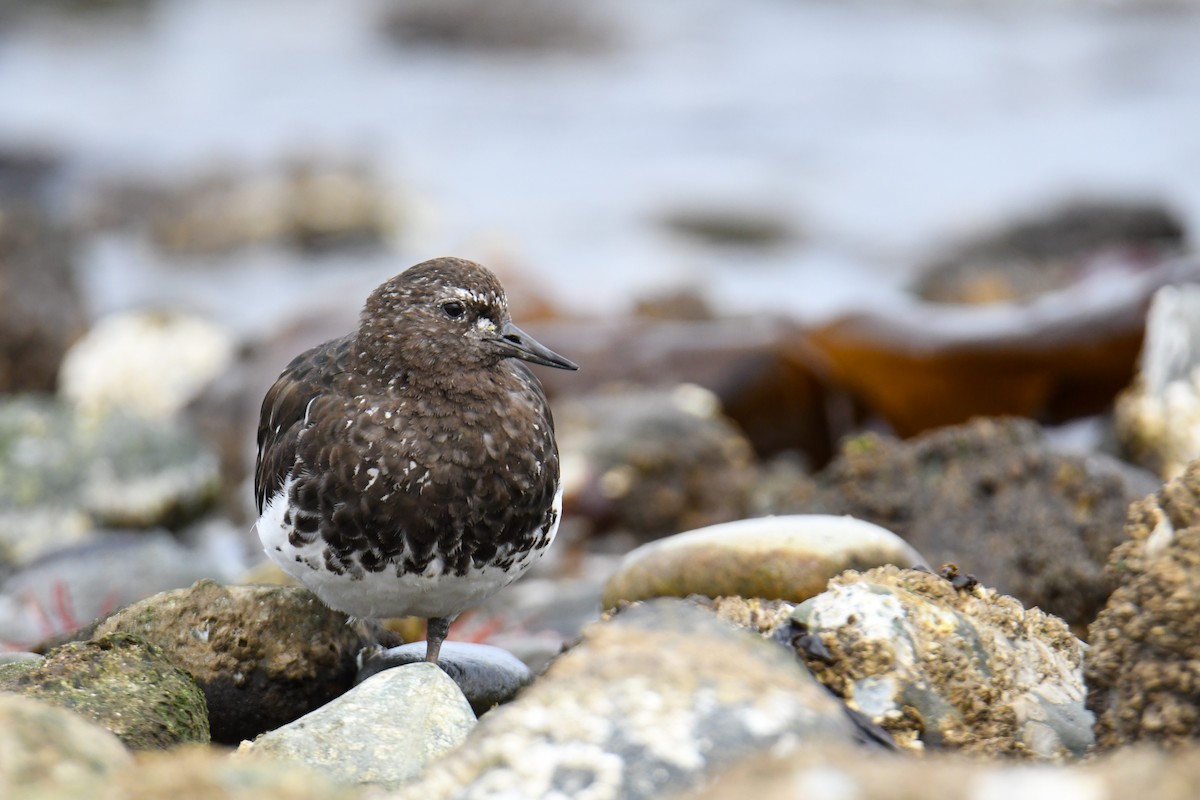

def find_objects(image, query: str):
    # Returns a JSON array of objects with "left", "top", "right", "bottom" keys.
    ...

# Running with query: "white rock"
[{"left": 59, "top": 310, "right": 235, "bottom": 420}]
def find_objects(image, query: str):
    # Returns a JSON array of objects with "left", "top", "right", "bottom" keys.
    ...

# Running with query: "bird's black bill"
[{"left": 492, "top": 321, "right": 578, "bottom": 370}]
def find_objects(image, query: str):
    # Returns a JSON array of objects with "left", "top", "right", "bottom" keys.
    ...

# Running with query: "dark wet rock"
[
  {"left": 657, "top": 206, "right": 796, "bottom": 249},
  {"left": 0, "top": 632, "right": 209, "bottom": 749},
  {"left": 357, "top": 641, "right": 533, "bottom": 716},
  {"left": 769, "top": 417, "right": 1156, "bottom": 632},
  {"left": 0, "top": 531, "right": 235, "bottom": 651},
  {"left": 0, "top": 693, "right": 132, "bottom": 796},
  {"left": 792, "top": 565, "right": 1091, "bottom": 758},
  {"left": 1114, "top": 283, "right": 1200, "bottom": 479},
  {"left": 673, "top": 741, "right": 1200, "bottom": 800},
  {"left": 0, "top": 0, "right": 155, "bottom": 23},
  {"left": 94, "top": 580, "right": 374, "bottom": 745},
  {"left": 390, "top": 598, "right": 855, "bottom": 800},
  {"left": 0, "top": 146, "right": 62, "bottom": 202},
  {"left": 0, "top": 197, "right": 87, "bottom": 393},
  {"left": 558, "top": 384, "right": 758, "bottom": 541},
  {"left": 531, "top": 316, "right": 842, "bottom": 464},
  {"left": 47, "top": 744, "right": 368, "bottom": 800},
  {"left": 81, "top": 159, "right": 396, "bottom": 256},
  {"left": 1087, "top": 462, "right": 1200, "bottom": 750},
  {"left": 808, "top": 255, "right": 1200, "bottom": 436},
  {"left": 242, "top": 663, "right": 476, "bottom": 788},
  {"left": 0, "top": 398, "right": 221, "bottom": 565},
  {"left": 915, "top": 199, "right": 1187, "bottom": 305},
  {"left": 601, "top": 514, "right": 925, "bottom": 609},
  {"left": 58, "top": 310, "right": 236, "bottom": 421},
  {"left": 379, "top": 0, "right": 614, "bottom": 54}
]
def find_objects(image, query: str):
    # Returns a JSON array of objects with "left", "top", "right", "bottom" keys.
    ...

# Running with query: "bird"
[{"left": 253, "top": 257, "right": 577, "bottom": 664}]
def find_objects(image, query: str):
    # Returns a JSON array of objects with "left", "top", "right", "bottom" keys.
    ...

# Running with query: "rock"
[
  {"left": 379, "top": 0, "right": 613, "bottom": 53},
  {"left": 0, "top": 652, "right": 42, "bottom": 665},
  {"left": 94, "top": 580, "right": 374, "bottom": 745},
  {"left": 1087, "top": 462, "right": 1200, "bottom": 749},
  {"left": 38, "top": 744, "right": 368, "bottom": 800},
  {"left": 530, "top": 316, "right": 841, "bottom": 464},
  {"left": 792, "top": 565, "right": 1092, "bottom": 758},
  {"left": 602, "top": 514, "right": 926, "bottom": 609},
  {"left": 241, "top": 663, "right": 476, "bottom": 788},
  {"left": 1114, "top": 284, "right": 1200, "bottom": 479},
  {"left": 672, "top": 741, "right": 1200, "bottom": 800},
  {"left": 0, "top": 632, "right": 210, "bottom": 749},
  {"left": 914, "top": 199, "right": 1186, "bottom": 305},
  {"left": 630, "top": 288, "right": 716, "bottom": 321},
  {"left": 657, "top": 205, "right": 796, "bottom": 249},
  {"left": 0, "top": 693, "right": 131, "bottom": 796},
  {"left": 83, "top": 159, "right": 398, "bottom": 256},
  {"left": 558, "top": 384, "right": 758, "bottom": 541},
  {"left": 0, "top": 397, "right": 221, "bottom": 566},
  {"left": 770, "top": 417, "right": 1156, "bottom": 632},
  {"left": 357, "top": 641, "right": 533, "bottom": 716},
  {"left": 807, "top": 253, "right": 1200, "bottom": 436},
  {"left": 59, "top": 310, "right": 237, "bottom": 422},
  {"left": 698, "top": 596, "right": 799, "bottom": 636},
  {"left": 390, "top": 598, "right": 856, "bottom": 800},
  {"left": 0, "top": 531, "right": 236, "bottom": 651},
  {"left": 0, "top": 196, "right": 87, "bottom": 393}
]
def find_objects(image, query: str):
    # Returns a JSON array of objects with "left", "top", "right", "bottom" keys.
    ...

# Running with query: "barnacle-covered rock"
[
  {"left": 1087, "top": 462, "right": 1200, "bottom": 749},
  {"left": 792, "top": 565, "right": 1091, "bottom": 758}
]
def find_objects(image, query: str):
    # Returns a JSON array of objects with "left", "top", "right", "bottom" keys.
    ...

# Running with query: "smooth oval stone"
[
  {"left": 356, "top": 641, "right": 534, "bottom": 716},
  {"left": 242, "top": 663, "right": 476, "bottom": 789},
  {"left": 602, "top": 514, "right": 926, "bottom": 609}
]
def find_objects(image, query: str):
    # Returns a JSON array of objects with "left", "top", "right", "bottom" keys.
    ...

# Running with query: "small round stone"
[{"left": 357, "top": 641, "right": 533, "bottom": 716}]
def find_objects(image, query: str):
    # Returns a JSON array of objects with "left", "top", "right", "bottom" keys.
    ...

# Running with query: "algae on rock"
[{"left": 0, "top": 632, "right": 210, "bottom": 749}]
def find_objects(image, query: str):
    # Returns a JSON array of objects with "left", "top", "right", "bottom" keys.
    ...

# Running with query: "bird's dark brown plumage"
[{"left": 253, "top": 257, "right": 576, "bottom": 663}]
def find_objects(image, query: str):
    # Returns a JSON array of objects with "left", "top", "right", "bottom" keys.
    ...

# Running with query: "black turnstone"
[{"left": 254, "top": 257, "right": 577, "bottom": 663}]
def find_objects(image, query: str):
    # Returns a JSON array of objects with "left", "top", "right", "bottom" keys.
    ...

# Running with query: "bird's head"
[{"left": 358, "top": 257, "right": 578, "bottom": 381}]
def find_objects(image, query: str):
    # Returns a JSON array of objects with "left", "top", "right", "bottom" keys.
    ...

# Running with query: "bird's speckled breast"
[{"left": 282, "top": 363, "right": 561, "bottom": 580}]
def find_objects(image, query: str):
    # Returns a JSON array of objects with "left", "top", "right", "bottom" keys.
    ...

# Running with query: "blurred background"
[{"left": 2, "top": 0, "right": 1200, "bottom": 652}]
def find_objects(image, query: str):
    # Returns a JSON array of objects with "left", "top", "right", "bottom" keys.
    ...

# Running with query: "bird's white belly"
[{"left": 256, "top": 475, "right": 561, "bottom": 619}]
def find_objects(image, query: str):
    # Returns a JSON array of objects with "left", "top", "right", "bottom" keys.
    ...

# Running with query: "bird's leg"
[{"left": 425, "top": 616, "right": 452, "bottom": 664}]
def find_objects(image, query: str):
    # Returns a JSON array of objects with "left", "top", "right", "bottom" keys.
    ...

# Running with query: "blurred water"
[{"left": 1, "top": 0, "right": 1199, "bottom": 332}]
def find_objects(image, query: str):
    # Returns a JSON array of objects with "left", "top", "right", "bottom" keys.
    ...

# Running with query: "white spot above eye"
[{"left": 451, "top": 287, "right": 503, "bottom": 309}]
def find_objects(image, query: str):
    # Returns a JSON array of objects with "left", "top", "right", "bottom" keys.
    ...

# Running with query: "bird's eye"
[{"left": 441, "top": 301, "right": 466, "bottom": 319}]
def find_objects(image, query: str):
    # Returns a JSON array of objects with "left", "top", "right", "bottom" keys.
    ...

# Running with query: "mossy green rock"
[
  {"left": 95, "top": 579, "right": 373, "bottom": 744},
  {"left": 0, "top": 632, "right": 209, "bottom": 749}
]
